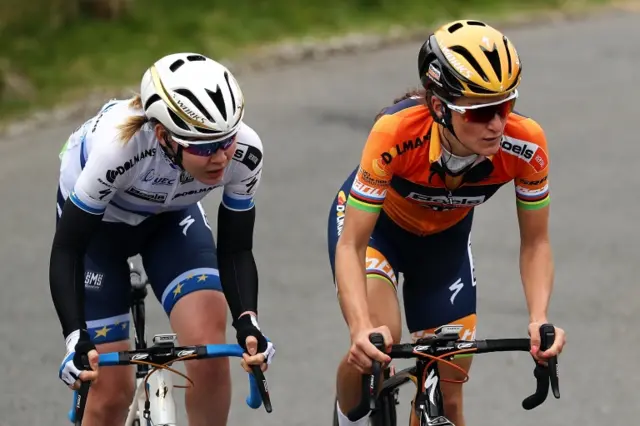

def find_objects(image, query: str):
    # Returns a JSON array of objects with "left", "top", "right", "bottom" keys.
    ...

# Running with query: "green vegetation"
[{"left": 1, "top": 0, "right": 610, "bottom": 123}]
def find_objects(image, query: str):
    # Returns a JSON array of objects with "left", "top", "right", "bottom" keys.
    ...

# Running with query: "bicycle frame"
[{"left": 68, "top": 262, "right": 271, "bottom": 425}]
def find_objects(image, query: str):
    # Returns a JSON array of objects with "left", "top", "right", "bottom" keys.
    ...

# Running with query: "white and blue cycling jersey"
[{"left": 58, "top": 99, "right": 264, "bottom": 225}]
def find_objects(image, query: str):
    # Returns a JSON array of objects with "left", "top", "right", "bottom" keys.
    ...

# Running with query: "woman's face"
[
  {"left": 432, "top": 92, "right": 515, "bottom": 157},
  {"left": 155, "top": 125, "right": 237, "bottom": 185}
]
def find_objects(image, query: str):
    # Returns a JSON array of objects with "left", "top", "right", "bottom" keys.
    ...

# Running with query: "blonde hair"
[{"left": 116, "top": 94, "right": 150, "bottom": 143}]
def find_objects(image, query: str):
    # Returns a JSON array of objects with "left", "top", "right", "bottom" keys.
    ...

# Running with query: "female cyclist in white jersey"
[{"left": 51, "top": 52, "right": 275, "bottom": 426}]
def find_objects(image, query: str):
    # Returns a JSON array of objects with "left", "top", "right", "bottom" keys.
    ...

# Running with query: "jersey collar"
[
  {"left": 427, "top": 121, "right": 496, "bottom": 185},
  {"left": 428, "top": 121, "right": 495, "bottom": 164}
]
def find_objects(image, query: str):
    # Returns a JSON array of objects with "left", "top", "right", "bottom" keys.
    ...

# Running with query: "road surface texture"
[{"left": 1, "top": 8, "right": 639, "bottom": 426}]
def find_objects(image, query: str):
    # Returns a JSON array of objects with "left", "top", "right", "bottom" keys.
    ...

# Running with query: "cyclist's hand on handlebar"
[
  {"left": 234, "top": 313, "right": 275, "bottom": 373},
  {"left": 528, "top": 321, "right": 565, "bottom": 363},
  {"left": 348, "top": 326, "right": 392, "bottom": 374},
  {"left": 58, "top": 330, "right": 100, "bottom": 390}
]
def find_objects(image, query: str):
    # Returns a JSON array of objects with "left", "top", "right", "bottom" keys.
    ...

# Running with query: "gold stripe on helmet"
[{"left": 149, "top": 65, "right": 215, "bottom": 129}]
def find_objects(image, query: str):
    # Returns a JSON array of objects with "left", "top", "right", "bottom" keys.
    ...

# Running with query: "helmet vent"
[
  {"left": 505, "top": 67, "right": 521, "bottom": 91},
  {"left": 503, "top": 36, "right": 513, "bottom": 76},
  {"left": 193, "top": 126, "right": 219, "bottom": 134},
  {"left": 466, "top": 21, "right": 486, "bottom": 26},
  {"left": 450, "top": 45, "right": 489, "bottom": 82},
  {"left": 144, "top": 94, "right": 161, "bottom": 111},
  {"left": 206, "top": 88, "right": 227, "bottom": 121},
  {"left": 481, "top": 46, "right": 502, "bottom": 82},
  {"left": 174, "top": 88, "right": 214, "bottom": 122},
  {"left": 447, "top": 22, "right": 464, "bottom": 33},
  {"left": 169, "top": 59, "right": 185, "bottom": 72},
  {"left": 187, "top": 55, "right": 206, "bottom": 62},
  {"left": 167, "top": 109, "right": 190, "bottom": 131},
  {"left": 223, "top": 72, "right": 237, "bottom": 111}
]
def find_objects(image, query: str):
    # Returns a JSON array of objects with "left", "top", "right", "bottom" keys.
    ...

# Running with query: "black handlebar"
[
  {"left": 348, "top": 324, "right": 561, "bottom": 420},
  {"left": 522, "top": 323, "right": 560, "bottom": 409},
  {"left": 346, "top": 334, "right": 386, "bottom": 421}
]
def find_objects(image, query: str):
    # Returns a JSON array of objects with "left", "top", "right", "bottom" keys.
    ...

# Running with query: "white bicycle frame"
[{"left": 124, "top": 337, "right": 179, "bottom": 426}]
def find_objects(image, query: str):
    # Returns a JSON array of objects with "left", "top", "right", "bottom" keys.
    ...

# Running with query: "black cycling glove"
[{"left": 233, "top": 314, "right": 269, "bottom": 353}]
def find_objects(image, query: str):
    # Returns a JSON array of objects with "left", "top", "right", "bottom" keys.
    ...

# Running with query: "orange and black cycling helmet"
[{"left": 418, "top": 20, "right": 522, "bottom": 100}]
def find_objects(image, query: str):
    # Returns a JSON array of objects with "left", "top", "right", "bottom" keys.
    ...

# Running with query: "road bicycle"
[
  {"left": 67, "top": 261, "right": 272, "bottom": 426},
  {"left": 333, "top": 324, "right": 560, "bottom": 426}
]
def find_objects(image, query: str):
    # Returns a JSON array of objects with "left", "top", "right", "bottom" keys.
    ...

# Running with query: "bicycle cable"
[{"left": 411, "top": 347, "right": 477, "bottom": 392}]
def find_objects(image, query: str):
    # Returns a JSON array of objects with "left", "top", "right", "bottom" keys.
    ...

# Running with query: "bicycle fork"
[{"left": 413, "top": 360, "right": 454, "bottom": 426}]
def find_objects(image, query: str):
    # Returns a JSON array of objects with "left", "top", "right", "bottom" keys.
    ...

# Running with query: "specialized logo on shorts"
[
  {"left": 500, "top": 137, "right": 548, "bottom": 173},
  {"left": 449, "top": 278, "right": 464, "bottom": 305},
  {"left": 336, "top": 190, "right": 347, "bottom": 237}
]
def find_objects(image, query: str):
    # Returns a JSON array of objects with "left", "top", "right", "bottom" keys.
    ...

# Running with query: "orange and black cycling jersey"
[{"left": 347, "top": 97, "right": 550, "bottom": 236}]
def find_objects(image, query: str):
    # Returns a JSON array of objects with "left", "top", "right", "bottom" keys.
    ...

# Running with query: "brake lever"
[
  {"left": 539, "top": 324, "right": 560, "bottom": 399},
  {"left": 368, "top": 333, "right": 385, "bottom": 411},
  {"left": 346, "top": 332, "right": 385, "bottom": 421}
]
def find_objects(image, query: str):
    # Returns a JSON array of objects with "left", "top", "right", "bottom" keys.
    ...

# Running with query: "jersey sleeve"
[
  {"left": 513, "top": 122, "right": 550, "bottom": 211},
  {"left": 70, "top": 133, "right": 148, "bottom": 215},
  {"left": 222, "top": 133, "right": 264, "bottom": 212},
  {"left": 346, "top": 114, "right": 399, "bottom": 213}
]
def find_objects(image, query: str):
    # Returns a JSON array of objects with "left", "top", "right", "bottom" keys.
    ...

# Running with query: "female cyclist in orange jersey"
[{"left": 327, "top": 20, "right": 566, "bottom": 426}]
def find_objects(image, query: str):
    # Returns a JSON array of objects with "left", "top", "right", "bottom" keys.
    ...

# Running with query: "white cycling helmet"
[{"left": 140, "top": 52, "right": 245, "bottom": 143}]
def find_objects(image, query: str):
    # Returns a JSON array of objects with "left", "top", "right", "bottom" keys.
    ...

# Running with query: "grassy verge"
[{"left": 1, "top": 0, "right": 611, "bottom": 124}]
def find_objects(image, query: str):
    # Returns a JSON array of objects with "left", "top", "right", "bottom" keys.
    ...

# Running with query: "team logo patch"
[{"left": 501, "top": 138, "right": 548, "bottom": 173}]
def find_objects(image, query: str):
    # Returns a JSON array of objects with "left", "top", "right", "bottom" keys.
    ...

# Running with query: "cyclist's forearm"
[
  {"left": 49, "top": 248, "right": 86, "bottom": 337},
  {"left": 218, "top": 250, "right": 258, "bottom": 320},
  {"left": 217, "top": 203, "right": 259, "bottom": 321},
  {"left": 335, "top": 241, "right": 371, "bottom": 334},
  {"left": 519, "top": 238, "right": 554, "bottom": 322},
  {"left": 49, "top": 201, "right": 102, "bottom": 338}
]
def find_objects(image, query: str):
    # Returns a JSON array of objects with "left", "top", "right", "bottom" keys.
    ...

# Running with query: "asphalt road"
[{"left": 2, "top": 8, "right": 639, "bottom": 426}]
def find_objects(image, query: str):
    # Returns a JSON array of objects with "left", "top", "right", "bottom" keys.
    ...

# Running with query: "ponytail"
[{"left": 116, "top": 94, "right": 149, "bottom": 143}]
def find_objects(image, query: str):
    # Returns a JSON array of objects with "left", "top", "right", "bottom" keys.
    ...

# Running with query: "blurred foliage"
[{"left": 0, "top": 0, "right": 609, "bottom": 122}]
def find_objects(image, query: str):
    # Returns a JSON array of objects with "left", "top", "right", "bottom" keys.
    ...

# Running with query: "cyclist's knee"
[
  {"left": 85, "top": 341, "right": 134, "bottom": 422},
  {"left": 170, "top": 290, "right": 230, "bottom": 388},
  {"left": 441, "top": 357, "right": 471, "bottom": 421},
  {"left": 86, "top": 382, "right": 133, "bottom": 420},
  {"left": 186, "top": 354, "right": 231, "bottom": 387}
]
